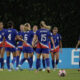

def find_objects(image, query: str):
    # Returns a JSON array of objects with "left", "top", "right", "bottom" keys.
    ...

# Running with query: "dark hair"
[{"left": 7, "top": 21, "right": 14, "bottom": 28}]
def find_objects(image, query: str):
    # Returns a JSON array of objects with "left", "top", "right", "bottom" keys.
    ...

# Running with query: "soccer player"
[
  {"left": 0, "top": 21, "right": 5, "bottom": 71},
  {"left": 32, "top": 21, "right": 55, "bottom": 73},
  {"left": 76, "top": 36, "right": 80, "bottom": 71},
  {"left": 32, "top": 25, "right": 38, "bottom": 51},
  {"left": 5, "top": 21, "right": 24, "bottom": 71},
  {"left": 42, "top": 25, "right": 51, "bottom": 71},
  {"left": 50, "top": 27, "right": 62, "bottom": 70},
  {"left": 16, "top": 24, "right": 24, "bottom": 70},
  {"left": 18, "top": 23, "right": 34, "bottom": 70}
]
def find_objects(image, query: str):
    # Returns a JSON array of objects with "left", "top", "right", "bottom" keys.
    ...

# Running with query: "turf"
[{"left": 0, "top": 69, "right": 80, "bottom": 80}]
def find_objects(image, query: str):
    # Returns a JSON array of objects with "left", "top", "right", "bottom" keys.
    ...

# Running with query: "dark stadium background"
[{"left": 0, "top": 0, "right": 80, "bottom": 47}]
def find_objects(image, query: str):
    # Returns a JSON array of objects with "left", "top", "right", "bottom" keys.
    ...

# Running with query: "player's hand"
[
  {"left": 32, "top": 42, "right": 35, "bottom": 47},
  {"left": 53, "top": 46, "right": 55, "bottom": 50}
]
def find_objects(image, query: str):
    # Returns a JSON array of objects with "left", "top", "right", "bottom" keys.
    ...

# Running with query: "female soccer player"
[
  {"left": 5, "top": 21, "right": 24, "bottom": 71},
  {"left": 16, "top": 24, "right": 24, "bottom": 70},
  {"left": 32, "top": 21, "right": 55, "bottom": 73},
  {"left": 76, "top": 36, "right": 80, "bottom": 71},
  {"left": 32, "top": 25, "right": 38, "bottom": 51},
  {"left": 18, "top": 23, "right": 34, "bottom": 70},
  {"left": 0, "top": 21, "right": 5, "bottom": 71},
  {"left": 50, "top": 27, "right": 62, "bottom": 70}
]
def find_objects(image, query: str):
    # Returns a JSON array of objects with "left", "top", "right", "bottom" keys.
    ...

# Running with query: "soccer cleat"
[
  {"left": 0, "top": 69, "right": 3, "bottom": 71},
  {"left": 18, "top": 65, "right": 23, "bottom": 71},
  {"left": 10, "top": 63, "right": 14, "bottom": 70},
  {"left": 46, "top": 67, "right": 50, "bottom": 73},
  {"left": 29, "top": 67, "right": 33, "bottom": 71},
  {"left": 35, "top": 70, "right": 39, "bottom": 73},
  {"left": 8, "top": 69, "right": 12, "bottom": 72},
  {"left": 78, "top": 69, "right": 80, "bottom": 71},
  {"left": 15, "top": 67, "right": 19, "bottom": 71},
  {"left": 42, "top": 68, "right": 45, "bottom": 71}
]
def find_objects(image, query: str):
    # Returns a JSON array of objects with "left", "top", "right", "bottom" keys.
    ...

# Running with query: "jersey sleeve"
[
  {"left": 14, "top": 29, "right": 18, "bottom": 36},
  {"left": 48, "top": 31, "right": 52, "bottom": 37},
  {"left": 59, "top": 34, "right": 62, "bottom": 40},
  {"left": 31, "top": 31, "right": 34, "bottom": 37},
  {"left": 36, "top": 30, "right": 39, "bottom": 36},
  {"left": 4, "top": 29, "right": 7, "bottom": 38}
]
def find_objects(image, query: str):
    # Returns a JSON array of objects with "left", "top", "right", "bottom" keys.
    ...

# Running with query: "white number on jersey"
[
  {"left": 24, "top": 34, "right": 28, "bottom": 41},
  {"left": 41, "top": 34, "right": 46, "bottom": 41},
  {"left": 8, "top": 34, "right": 11, "bottom": 40},
  {"left": 0, "top": 35, "right": 2, "bottom": 38}
]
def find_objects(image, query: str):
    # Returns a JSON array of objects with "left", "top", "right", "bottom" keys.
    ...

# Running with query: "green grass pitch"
[{"left": 0, "top": 69, "right": 80, "bottom": 80}]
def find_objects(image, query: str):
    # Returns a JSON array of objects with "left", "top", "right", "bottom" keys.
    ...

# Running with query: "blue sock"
[
  {"left": 20, "top": 58, "right": 27, "bottom": 65},
  {"left": 52, "top": 60, "right": 55, "bottom": 68},
  {"left": 16, "top": 56, "right": 19, "bottom": 67},
  {"left": 36, "top": 59, "right": 40, "bottom": 70},
  {"left": 56, "top": 59, "right": 59, "bottom": 65},
  {"left": 28, "top": 57, "right": 33, "bottom": 68},
  {"left": 45, "top": 58, "right": 50, "bottom": 68},
  {"left": 79, "top": 59, "right": 80, "bottom": 68},
  {"left": 42, "top": 59, "right": 45, "bottom": 68},
  {"left": 7, "top": 56, "right": 10, "bottom": 69},
  {"left": 1, "top": 58, "right": 4, "bottom": 69},
  {"left": 12, "top": 56, "right": 16, "bottom": 64}
]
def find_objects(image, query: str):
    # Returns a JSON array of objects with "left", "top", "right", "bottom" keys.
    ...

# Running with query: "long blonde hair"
[{"left": 24, "top": 23, "right": 31, "bottom": 31}]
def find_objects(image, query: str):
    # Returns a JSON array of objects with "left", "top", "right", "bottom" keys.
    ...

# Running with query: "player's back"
[
  {"left": 36, "top": 28, "right": 51, "bottom": 45},
  {"left": 5, "top": 28, "right": 17, "bottom": 47},
  {"left": 23, "top": 30, "right": 34, "bottom": 45}
]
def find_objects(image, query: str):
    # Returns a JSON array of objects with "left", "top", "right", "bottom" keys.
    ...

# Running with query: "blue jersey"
[
  {"left": 0, "top": 29, "right": 6, "bottom": 47},
  {"left": 0, "top": 29, "right": 6, "bottom": 42},
  {"left": 17, "top": 31, "right": 23, "bottom": 48},
  {"left": 36, "top": 29, "right": 52, "bottom": 48},
  {"left": 51, "top": 33, "right": 61, "bottom": 48},
  {"left": 5, "top": 28, "right": 18, "bottom": 48},
  {"left": 22, "top": 30, "right": 34, "bottom": 47}
]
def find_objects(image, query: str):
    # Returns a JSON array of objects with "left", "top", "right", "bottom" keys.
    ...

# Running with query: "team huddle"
[{"left": 0, "top": 21, "right": 62, "bottom": 73}]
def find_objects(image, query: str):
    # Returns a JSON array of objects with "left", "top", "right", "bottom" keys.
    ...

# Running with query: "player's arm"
[
  {"left": 76, "top": 40, "right": 80, "bottom": 49},
  {"left": 50, "top": 37, "right": 55, "bottom": 49},
  {"left": 59, "top": 40, "right": 62, "bottom": 53},
  {"left": 15, "top": 35, "right": 24, "bottom": 42},
  {"left": 2, "top": 37, "right": 5, "bottom": 47}
]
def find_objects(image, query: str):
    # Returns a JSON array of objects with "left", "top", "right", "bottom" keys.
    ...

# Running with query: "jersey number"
[
  {"left": 8, "top": 34, "right": 11, "bottom": 40},
  {"left": 41, "top": 34, "right": 46, "bottom": 41},
  {"left": 24, "top": 34, "right": 28, "bottom": 41}
]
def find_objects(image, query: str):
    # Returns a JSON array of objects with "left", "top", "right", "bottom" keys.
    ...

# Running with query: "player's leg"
[
  {"left": 16, "top": 49, "right": 21, "bottom": 68},
  {"left": 36, "top": 48, "right": 41, "bottom": 72},
  {"left": 28, "top": 53, "right": 33, "bottom": 70},
  {"left": 10, "top": 48, "right": 16, "bottom": 70},
  {"left": 55, "top": 52, "right": 59, "bottom": 68},
  {"left": 18, "top": 53, "right": 28, "bottom": 70},
  {"left": 51, "top": 52, "right": 55, "bottom": 69},
  {"left": 0, "top": 47, "right": 5, "bottom": 70},
  {"left": 6, "top": 49, "right": 11, "bottom": 71},
  {"left": 42, "top": 48, "right": 50, "bottom": 73},
  {"left": 36, "top": 53, "right": 41, "bottom": 72},
  {"left": 42, "top": 56, "right": 46, "bottom": 71}
]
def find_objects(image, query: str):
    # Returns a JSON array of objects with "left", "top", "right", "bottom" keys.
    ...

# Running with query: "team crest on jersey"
[{"left": 57, "top": 37, "right": 59, "bottom": 39}]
